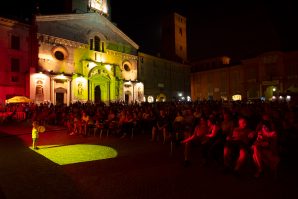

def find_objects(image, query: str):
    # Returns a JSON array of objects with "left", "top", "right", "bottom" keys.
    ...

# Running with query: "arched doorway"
[
  {"left": 156, "top": 93, "right": 166, "bottom": 102},
  {"left": 124, "top": 91, "right": 131, "bottom": 104},
  {"left": 264, "top": 86, "right": 275, "bottom": 100},
  {"left": 95, "top": 85, "right": 101, "bottom": 103},
  {"left": 55, "top": 87, "right": 67, "bottom": 105}
]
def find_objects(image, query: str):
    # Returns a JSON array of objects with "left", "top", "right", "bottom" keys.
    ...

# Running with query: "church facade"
[{"left": 30, "top": 11, "right": 144, "bottom": 105}]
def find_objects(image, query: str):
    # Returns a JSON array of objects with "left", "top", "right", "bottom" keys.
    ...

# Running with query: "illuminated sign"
[{"left": 89, "top": 0, "right": 108, "bottom": 14}]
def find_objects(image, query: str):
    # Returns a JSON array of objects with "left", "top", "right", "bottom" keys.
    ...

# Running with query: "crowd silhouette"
[{"left": 1, "top": 99, "right": 297, "bottom": 178}]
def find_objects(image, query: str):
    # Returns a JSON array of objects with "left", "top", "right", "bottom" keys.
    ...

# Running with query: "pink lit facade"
[{"left": 0, "top": 17, "right": 31, "bottom": 104}]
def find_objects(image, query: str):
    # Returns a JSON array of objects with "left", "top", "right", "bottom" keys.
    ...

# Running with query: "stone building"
[
  {"left": 191, "top": 51, "right": 298, "bottom": 102},
  {"left": 29, "top": 0, "right": 143, "bottom": 105},
  {"left": 138, "top": 52, "right": 190, "bottom": 102},
  {"left": 0, "top": 17, "right": 32, "bottom": 104}
]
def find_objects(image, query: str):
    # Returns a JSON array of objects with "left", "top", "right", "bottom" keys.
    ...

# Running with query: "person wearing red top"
[
  {"left": 252, "top": 120, "right": 279, "bottom": 178},
  {"left": 223, "top": 116, "right": 255, "bottom": 174}
]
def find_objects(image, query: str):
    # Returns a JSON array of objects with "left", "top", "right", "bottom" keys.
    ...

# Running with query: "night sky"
[
  {"left": 1, "top": 0, "right": 297, "bottom": 61},
  {"left": 111, "top": 0, "right": 298, "bottom": 61}
]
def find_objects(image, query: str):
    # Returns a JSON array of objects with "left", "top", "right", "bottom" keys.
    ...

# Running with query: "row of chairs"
[{"left": 88, "top": 121, "right": 136, "bottom": 140}]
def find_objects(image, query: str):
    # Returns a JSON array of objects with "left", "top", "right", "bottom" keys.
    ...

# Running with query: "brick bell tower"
[{"left": 161, "top": 12, "right": 187, "bottom": 63}]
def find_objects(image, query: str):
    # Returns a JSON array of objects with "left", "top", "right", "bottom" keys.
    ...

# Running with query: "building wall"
[
  {"left": 0, "top": 17, "right": 31, "bottom": 104},
  {"left": 174, "top": 13, "right": 187, "bottom": 62},
  {"left": 161, "top": 12, "right": 187, "bottom": 63},
  {"left": 138, "top": 52, "right": 190, "bottom": 102},
  {"left": 191, "top": 51, "right": 298, "bottom": 101}
]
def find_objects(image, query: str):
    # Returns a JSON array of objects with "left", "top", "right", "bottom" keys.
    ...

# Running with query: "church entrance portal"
[
  {"left": 95, "top": 85, "right": 101, "bottom": 103},
  {"left": 56, "top": 93, "right": 64, "bottom": 105}
]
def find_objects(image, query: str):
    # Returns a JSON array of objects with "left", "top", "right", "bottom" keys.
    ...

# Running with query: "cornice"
[
  {"left": 107, "top": 49, "right": 138, "bottom": 61},
  {"left": 0, "top": 17, "right": 30, "bottom": 28},
  {"left": 37, "top": 33, "right": 88, "bottom": 49}
]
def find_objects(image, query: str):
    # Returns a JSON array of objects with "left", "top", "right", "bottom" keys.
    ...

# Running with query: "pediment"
[{"left": 36, "top": 13, "right": 139, "bottom": 50}]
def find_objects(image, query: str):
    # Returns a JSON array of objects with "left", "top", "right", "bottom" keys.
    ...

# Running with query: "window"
[
  {"left": 123, "top": 63, "right": 130, "bottom": 71},
  {"left": 90, "top": 39, "right": 93, "bottom": 50},
  {"left": 247, "top": 67, "right": 257, "bottom": 80},
  {"left": 94, "top": 36, "right": 100, "bottom": 51},
  {"left": 179, "top": 28, "right": 182, "bottom": 36},
  {"left": 54, "top": 51, "right": 65, "bottom": 61},
  {"left": 11, "top": 75, "right": 19, "bottom": 82},
  {"left": 11, "top": 35, "right": 20, "bottom": 50},
  {"left": 101, "top": 42, "right": 105, "bottom": 52},
  {"left": 11, "top": 58, "right": 20, "bottom": 72},
  {"left": 52, "top": 46, "right": 68, "bottom": 61}
]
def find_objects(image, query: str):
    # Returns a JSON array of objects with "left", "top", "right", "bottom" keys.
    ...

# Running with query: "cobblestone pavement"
[{"left": 0, "top": 122, "right": 298, "bottom": 199}]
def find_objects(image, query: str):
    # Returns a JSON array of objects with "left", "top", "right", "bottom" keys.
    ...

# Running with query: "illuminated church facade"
[{"left": 30, "top": 0, "right": 144, "bottom": 105}]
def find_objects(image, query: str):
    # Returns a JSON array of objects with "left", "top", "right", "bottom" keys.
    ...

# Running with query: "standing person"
[
  {"left": 151, "top": 110, "right": 169, "bottom": 143},
  {"left": 32, "top": 121, "right": 40, "bottom": 150}
]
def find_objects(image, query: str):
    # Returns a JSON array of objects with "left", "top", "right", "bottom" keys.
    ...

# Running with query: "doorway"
[
  {"left": 124, "top": 91, "right": 131, "bottom": 104},
  {"left": 56, "top": 93, "right": 64, "bottom": 105},
  {"left": 95, "top": 85, "right": 101, "bottom": 103}
]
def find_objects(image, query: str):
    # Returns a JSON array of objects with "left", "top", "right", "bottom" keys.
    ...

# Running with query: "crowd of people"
[{"left": 1, "top": 99, "right": 298, "bottom": 178}]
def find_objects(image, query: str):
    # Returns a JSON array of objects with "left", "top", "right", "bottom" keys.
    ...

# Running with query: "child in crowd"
[{"left": 32, "top": 121, "right": 40, "bottom": 150}]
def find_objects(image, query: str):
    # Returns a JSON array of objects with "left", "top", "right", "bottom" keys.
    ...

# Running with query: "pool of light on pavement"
[{"left": 30, "top": 144, "right": 118, "bottom": 165}]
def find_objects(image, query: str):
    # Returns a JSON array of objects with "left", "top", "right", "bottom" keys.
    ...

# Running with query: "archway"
[
  {"left": 95, "top": 85, "right": 101, "bottom": 103},
  {"left": 55, "top": 87, "right": 67, "bottom": 105},
  {"left": 264, "top": 86, "right": 275, "bottom": 100},
  {"left": 124, "top": 91, "right": 131, "bottom": 104},
  {"left": 156, "top": 93, "right": 166, "bottom": 102}
]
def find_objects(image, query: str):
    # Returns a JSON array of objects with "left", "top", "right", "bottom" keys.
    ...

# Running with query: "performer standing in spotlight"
[{"left": 32, "top": 121, "right": 40, "bottom": 150}]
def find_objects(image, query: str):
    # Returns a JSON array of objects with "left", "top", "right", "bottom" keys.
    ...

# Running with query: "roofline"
[{"left": 36, "top": 13, "right": 139, "bottom": 49}]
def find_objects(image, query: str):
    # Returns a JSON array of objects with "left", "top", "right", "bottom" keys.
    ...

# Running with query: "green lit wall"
[{"left": 72, "top": 47, "right": 125, "bottom": 103}]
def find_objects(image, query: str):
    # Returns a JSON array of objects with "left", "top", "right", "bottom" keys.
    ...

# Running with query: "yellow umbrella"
[{"left": 5, "top": 96, "right": 33, "bottom": 104}]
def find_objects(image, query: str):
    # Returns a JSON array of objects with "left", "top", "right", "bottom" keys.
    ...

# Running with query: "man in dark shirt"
[{"left": 151, "top": 110, "right": 169, "bottom": 143}]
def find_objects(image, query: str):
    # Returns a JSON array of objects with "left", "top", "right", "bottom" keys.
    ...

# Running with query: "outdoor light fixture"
[{"left": 286, "top": 95, "right": 291, "bottom": 101}]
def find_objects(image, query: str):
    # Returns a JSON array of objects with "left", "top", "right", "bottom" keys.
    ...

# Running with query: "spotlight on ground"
[{"left": 30, "top": 144, "right": 118, "bottom": 165}]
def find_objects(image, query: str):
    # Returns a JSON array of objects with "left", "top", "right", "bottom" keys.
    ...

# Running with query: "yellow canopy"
[{"left": 5, "top": 96, "right": 33, "bottom": 104}]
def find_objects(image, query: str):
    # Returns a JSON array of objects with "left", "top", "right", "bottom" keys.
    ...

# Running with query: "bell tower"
[
  {"left": 72, "top": 0, "right": 111, "bottom": 19},
  {"left": 161, "top": 12, "right": 187, "bottom": 63}
]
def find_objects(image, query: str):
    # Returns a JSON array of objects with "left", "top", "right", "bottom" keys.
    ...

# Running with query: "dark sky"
[
  {"left": 110, "top": 0, "right": 298, "bottom": 61},
  {"left": 1, "top": 0, "right": 297, "bottom": 61}
]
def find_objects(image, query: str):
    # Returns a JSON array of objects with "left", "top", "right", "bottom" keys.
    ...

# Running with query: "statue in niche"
[
  {"left": 78, "top": 82, "right": 83, "bottom": 95},
  {"left": 137, "top": 87, "right": 142, "bottom": 101},
  {"left": 35, "top": 80, "right": 44, "bottom": 101}
]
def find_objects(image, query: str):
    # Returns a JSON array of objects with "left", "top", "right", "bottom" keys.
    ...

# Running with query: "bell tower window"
[
  {"left": 90, "top": 39, "right": 94, "bottom": 50},
  {"left": 94, "top": 36, "right": 100, "bottom": 51}
]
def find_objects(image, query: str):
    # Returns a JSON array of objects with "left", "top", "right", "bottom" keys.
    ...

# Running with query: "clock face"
[{"left": 90, "top": 0, "right": 105, "bottom": 13}]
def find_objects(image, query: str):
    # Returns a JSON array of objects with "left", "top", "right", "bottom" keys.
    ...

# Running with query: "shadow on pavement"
[{"left": 0, "top": 131, "right": 84, "bottom": 199}]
